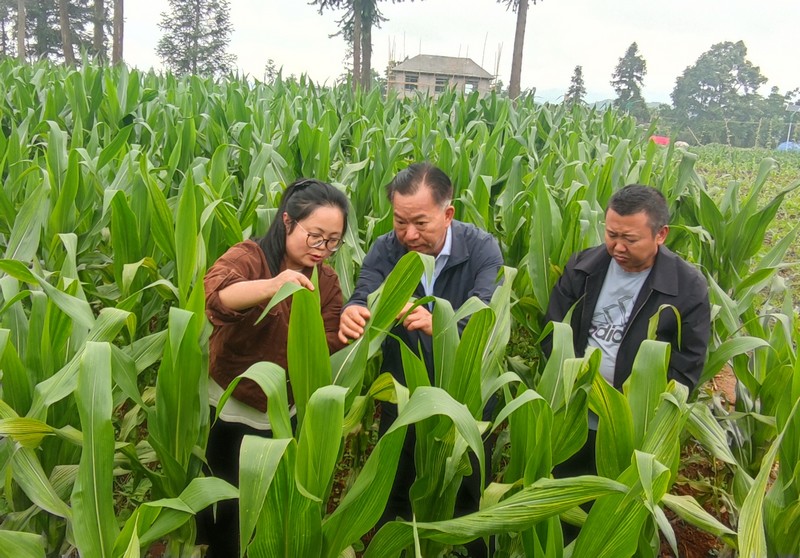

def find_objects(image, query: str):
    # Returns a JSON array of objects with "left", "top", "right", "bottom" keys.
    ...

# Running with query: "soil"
[
  {"left": 145, "top": 542, "right": 167, "bottom": 557},
  {"left": 659, "top": 507, "right": 728, "bottom": 558},
  {"left": 711, "top": 365, "right": 737, "bottom": 406},
  {"left": 657, "top": 367, "right": 738, "bottom": 558}
]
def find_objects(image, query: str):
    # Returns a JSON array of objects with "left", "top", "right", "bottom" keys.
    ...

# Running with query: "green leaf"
[
  {"left": 0, "top": 261, "right": 95, "bottom": 330},
  {"left": 287, "top": 280, "right": 332, "bottom": 428},
  {"left": 4, "top": 179, "right": 49, "bottom": 263},
  {"left": 589, "top": 366, "right": 635, "bottom": 479},
  {"left": 0, "top": 531, "right": 45, "bottom": 558},
  {"left": 217, "top": 362, "right": 292, "bottom": 439},
  {"left": 661, "top": 493, "right": 736, "bottom": 540},
  {"left": 624, "top": 340, "right": 670, "bottom": 447},
  {"left": 239, "top": 436, "right": 293, "bottom": 558},
  {"left": 10, "top": 447, "right": 72, "bottom": 520},
  {"left": 175, "top": 176, "right": 198, "bottom": 307},
  {"left": 0, "top": 417, "right": 54, "bottom": 449},
  {"left": 97, "top": 125, "right": 132, "bottom": 170},
  {"left": 739, "top": 396, "right": 800, "bottom": 556},
  {"left": 699, "top": 336, "right": 770, "bottom": 387},
  {"left": 364, "top": 476, "right": 627, "bottom": 557},
  {"left": 71, "top": 342, "right": 118, "bottom": 557},
  {"left": 295, "top": 385, "right": 347, "bottom": 502}
]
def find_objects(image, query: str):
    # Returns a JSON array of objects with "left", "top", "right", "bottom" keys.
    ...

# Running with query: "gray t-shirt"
[{"left": 587, "top": 259, "right": 651, "bottom": 385}]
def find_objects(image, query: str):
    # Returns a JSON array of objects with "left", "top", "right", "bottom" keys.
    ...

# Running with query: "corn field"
[{"left": 0, "top": 60, "right": 798, "bottom": 558}]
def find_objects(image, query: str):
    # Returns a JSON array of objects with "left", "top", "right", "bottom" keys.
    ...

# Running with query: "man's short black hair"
[
  {"left": 385, "top": 162, "right": 453, "bottom": 206},
  {"left": 607, "top": 184, "right": 670, "bottom": 234}
]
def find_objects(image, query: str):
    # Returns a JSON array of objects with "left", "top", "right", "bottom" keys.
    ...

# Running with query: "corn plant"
[
  {"left": 0, "top": 59, "right": 798, "bottom": 556},
  {"left": 213, "top": 253, "right": 431, "bottom": 556}
]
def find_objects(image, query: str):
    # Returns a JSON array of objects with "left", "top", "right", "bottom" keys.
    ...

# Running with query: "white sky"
[{"left": 125, "top": 0, "right": 798, "bottom": 104}]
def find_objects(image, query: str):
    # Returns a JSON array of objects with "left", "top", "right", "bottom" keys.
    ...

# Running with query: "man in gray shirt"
[{"left": 545, "top": 184, "right": 710, "bottom": 474}]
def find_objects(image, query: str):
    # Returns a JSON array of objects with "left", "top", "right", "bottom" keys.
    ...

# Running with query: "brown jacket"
[{"left": 204, "top": 240, "right": 346, "bottom": 412}]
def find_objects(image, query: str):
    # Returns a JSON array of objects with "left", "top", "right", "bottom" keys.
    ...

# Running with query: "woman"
[{"left": 200, "top": 178, "right": 349, "bottom": 557}]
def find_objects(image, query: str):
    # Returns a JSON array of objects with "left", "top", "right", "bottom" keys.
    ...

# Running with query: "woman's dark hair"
[
  {"left": 385, "top": 162, "right": 453, "bottom": 206},
  {"left": 256, "top": 178, "right": 349, "bottom": 275}
]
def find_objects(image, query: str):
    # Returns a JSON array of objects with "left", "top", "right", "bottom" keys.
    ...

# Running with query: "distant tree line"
[
  {"left": 1, "top": 2, "right": 795, "bottom": 149},
  {"left": 566, "top": 40, "right": 798, "bottom": 148},
  {"left": 0, "top": 0, "right": 123, "bottom": 63}
]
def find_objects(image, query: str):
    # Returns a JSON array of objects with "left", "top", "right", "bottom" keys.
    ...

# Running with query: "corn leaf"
[
  {"left": 71, "top": 342, "right": 118, "bottom": 557},
  {"left": 0, "top": 531, "right": 45, "bottom": 558}
]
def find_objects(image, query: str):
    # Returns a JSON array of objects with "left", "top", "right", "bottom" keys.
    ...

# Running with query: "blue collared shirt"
[{"left": 421, "top": 225, "right": 452, "bottom": 298}]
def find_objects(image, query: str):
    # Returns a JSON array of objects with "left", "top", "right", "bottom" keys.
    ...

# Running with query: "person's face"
[
  {"left": 604, "top": 208, "right": 668, "bottom": 272},
  {"left": 392, "top": 185, "right": 454, "bottom": 256},
  {"left": 283, "top": 205, "right": 344, "bottom": 270}
]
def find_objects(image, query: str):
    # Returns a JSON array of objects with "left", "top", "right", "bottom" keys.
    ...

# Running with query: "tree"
[
  {"left": 264, "top": 58, "right": 278, "bottom": 83},
  {"left": 313, "top": 0, "right": 412, "bottom": 92},
  {"left": 14, "top": 0, "right": 23, "bottom": 59},
  {"left": 500, "top": 0, "right": 538, "bottom": 99},
  {"left": 672, "top": 40, "right": 766, "bottom": 121},
  {"left": 564, "top": 65, "right": 586, "bottom": 106},
  {"left": 156, "top": 0, "right": 236, "bottom": 76},
  {"left": 611, "top": 42, "right": 648, "bottom": 120},
  {"left": 58, "top": 0, "right": 74, "bottom": 64},
  {"left": 0, "top": 0, "right": 15, "bottom": 56},
  {"left": 670, "top": 40, "right": 767, "bottom": 145},
  {"left": 15, "top": 0, "right": 93, "bottom": 62},
  {"left": 92, "top": 0, "right": 103, "bottom": 59},
  {"left": 111, "top": 0, "right": 121, "bottom": 63}
]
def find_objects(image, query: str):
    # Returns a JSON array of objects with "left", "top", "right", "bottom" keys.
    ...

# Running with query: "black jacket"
[{"left": 544, "top": 245, "right": 710, "bottom": 392}]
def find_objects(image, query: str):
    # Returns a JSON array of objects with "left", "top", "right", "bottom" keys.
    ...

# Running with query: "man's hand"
[
  {"left": 401, "top": 304, "right": 433, "bottom": 336},
  {"left": 338, "top": 305, "right": 371, "bottom": 344}
]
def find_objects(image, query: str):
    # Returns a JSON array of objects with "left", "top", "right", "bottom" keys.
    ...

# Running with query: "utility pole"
[{"left": 786, "top": 104, "right": 800, "bottom": 145}]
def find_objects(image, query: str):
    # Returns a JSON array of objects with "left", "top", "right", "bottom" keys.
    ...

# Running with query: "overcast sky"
[{"left": 125, "top": 0, "right": 797, "bottom": 104}]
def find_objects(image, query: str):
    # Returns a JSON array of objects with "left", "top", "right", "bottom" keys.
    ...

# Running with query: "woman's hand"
[{"left": 218, "top": 270, "right": 314, "bottom": 311}]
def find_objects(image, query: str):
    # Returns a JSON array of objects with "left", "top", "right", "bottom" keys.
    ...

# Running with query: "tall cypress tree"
[
  {"left": 564, "top": 65, "right": 586, "bottom": 106},
  {"left": 156, "top": 0, "right": 235, "bottom": 76},
  {"left": 611, "top": 42, "right": 648, "bottom": 120}
]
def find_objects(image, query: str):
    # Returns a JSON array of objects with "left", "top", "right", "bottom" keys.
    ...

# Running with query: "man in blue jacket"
[
  {"left": 338, "top": 163, "right": 503, "bottom": 367},
  {"left": 338, "top": 162, "right": 503, "bottom": 556}
]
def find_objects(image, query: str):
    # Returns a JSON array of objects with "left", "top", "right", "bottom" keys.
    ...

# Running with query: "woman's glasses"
[{"left": 294, "top": 221, "right": 343, "bottom": 252}]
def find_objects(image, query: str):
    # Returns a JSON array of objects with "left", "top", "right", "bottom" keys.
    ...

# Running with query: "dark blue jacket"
[
  {"left": 347, "top": 220, "right": 504, "bottom": 381},
  {"left": 545, "top": 244, "right": 710, "bottom": 392}
]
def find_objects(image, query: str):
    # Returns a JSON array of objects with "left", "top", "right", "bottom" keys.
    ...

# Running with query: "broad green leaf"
[
  {"left": 0, "top": 417, "right": 54, "bottom": 449},
  {"left": 364, "top": 476, "right": 627, "bottom": 557},
  {"left": 589, "top": 370, "right": 635, "bottom": 479},
  {"left": 739, "top": 396, "right": 800, "bottom": 557},
  {"left": 287, "top": 278, "right": 332, "bottom": 428},
  {"left": 97, "top": 125, "right": 132, "bottom": 170},
  {"left": 175, "top": 175, "right": 198, "bottom": 307},
  {"left": 0, "top": 260, "right": 95, "bottom": 330},
  {"left": 624, "top": 340, "right": 670, "bottom": 447},
  {"left": 10, "top": 447, "right": 72, "bottom": 520},
  {"left": 0, "top": 531, "right": 45, "bottom": 558},
  {"left": 216, "top": 362, "right": 292, "bottom": 439},
  {"left": 700, "top": 336, "right": 770, "bottom": 387},
  {"left": 296, "top": 385, "right": 347, "bottom": 502},
  {"left": 4, "top": 179, "right": 49, "bottom": 263},
  {"left": 239, "top": 436, "right": 293, "bottom": 558},
  {"left": 72, "top": 342, "right": 118, "bottom": 557},
  {"left": 28, "top": 308, "right": 131, "bottom": 418},
  {"left": 661, "top": 493, "right": 736, "bottom": 541}
]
